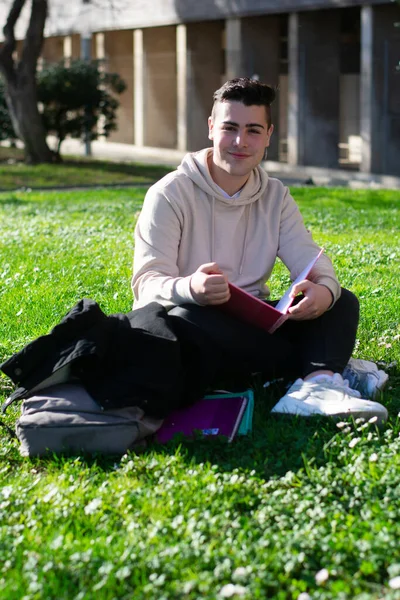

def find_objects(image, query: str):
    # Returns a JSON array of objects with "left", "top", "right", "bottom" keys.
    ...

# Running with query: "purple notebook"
[{"left": 156, "top": 395, "right": 248, "bottom": 444}]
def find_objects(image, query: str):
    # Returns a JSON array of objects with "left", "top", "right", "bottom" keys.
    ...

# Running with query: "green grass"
[
  {"left": 0, "top": 187, "right": 399, "bottom": 600},
  {"left": 0, "top": 149, "right": 172, "bottom": 190}
]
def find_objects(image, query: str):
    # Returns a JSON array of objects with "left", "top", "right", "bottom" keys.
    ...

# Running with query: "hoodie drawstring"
[
  {"left": 211, "top": 197, "right": 215, "bottom": 263},
  {"left": 239, "top": 203, "right": 251, "bottom": 275}
]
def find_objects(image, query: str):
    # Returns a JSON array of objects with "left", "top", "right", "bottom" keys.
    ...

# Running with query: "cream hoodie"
[{"left": 132, "top": 148, "right": 340, "bottom": 309}]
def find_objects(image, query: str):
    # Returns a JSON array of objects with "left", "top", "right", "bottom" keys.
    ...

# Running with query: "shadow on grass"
[
  {"left": 148, "top": 415, "right": 338, "bottom": 480},
  {"left": 15, "top": 384, "right": 339, "bottom": 482},
  {"left": 0, "top": 194, "right": 30, "bottom": 205},
  {"left": 0, "top": 156, "right": 174, "bottom": 192},
  {"left": 4, "top": 368, "right": 398, "bottom": 480},
  {"left": 0, "top": 379, "right": 336, "bottom": 480},
  {"left": 21, "top": 416, "right": 334, "bottom": 482},
  {"left": 61, "top": 158, "right": 173, "bottom": 180},
  {"left": 0, "top": 147, "right": 173, "bottom": 181}
]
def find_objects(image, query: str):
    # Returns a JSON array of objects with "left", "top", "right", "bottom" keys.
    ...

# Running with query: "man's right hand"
[{"left": 190, "top": 263, "right": 231, "bottom": 305}]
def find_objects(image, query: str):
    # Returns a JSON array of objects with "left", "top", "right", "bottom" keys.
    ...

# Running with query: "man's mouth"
[{"left": 229, "top": 152, "right": 251, "bottom": 159}]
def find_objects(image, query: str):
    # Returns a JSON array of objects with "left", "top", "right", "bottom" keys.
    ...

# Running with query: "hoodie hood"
[{"left": 177, "top": 148, "right": 269, "bottom": 206}]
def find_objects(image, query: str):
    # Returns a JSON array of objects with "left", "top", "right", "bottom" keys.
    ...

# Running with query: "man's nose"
[{"left": 234, "top": 131, "right": 247, "bottom": 146}]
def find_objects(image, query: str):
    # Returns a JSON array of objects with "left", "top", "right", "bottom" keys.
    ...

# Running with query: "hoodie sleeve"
[
  {"left": 277, "top": 187, "right": 341, "bottom": 304},
  {"left": 132, "top": 185, "right": 197, "bottom": 309}
]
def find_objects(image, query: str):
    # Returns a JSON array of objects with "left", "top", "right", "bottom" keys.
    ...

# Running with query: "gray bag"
[{"left": 14, "top": 383, "right": 163, "bottom": 457}]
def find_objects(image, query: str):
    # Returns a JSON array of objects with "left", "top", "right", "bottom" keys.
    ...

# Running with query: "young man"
[{"left": 132, "top": 78, "right": 388, "bottom": 422}]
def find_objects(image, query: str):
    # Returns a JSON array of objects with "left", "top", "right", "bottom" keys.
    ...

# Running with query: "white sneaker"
[
  {"left": 343, "top": 358, "right": 389, "bottom": 400},
  {"left": 271, "top": 373, "right": 388, "bottom": 424}
]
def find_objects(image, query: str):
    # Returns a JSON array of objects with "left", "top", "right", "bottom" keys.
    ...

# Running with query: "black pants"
[{"left": 168, "top": 288, "right": 359, "bottom": 395}]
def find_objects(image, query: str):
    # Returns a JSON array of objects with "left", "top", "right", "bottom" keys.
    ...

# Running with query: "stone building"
[{"left": 1, "top": 0, "right": 399, "bottom": 176}]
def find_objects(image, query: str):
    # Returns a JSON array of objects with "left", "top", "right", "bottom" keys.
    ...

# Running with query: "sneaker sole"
[{"left": 271, "top": 401, "right": 388, "bottom": 425}]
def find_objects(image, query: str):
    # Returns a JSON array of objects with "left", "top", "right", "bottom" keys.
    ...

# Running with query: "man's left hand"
[{"left": 287, "top": 281, "right": 333, "bottom": 321}]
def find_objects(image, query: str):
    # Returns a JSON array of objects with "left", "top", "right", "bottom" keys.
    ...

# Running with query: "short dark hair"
[{"left": 212, "top": 77, "right": 276, "bottom": 127}]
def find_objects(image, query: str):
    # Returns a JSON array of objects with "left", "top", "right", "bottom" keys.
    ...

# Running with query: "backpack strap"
[
  {"left": 0, "top": 419, "right": 17, "bottom": 439},
  {"left": 1, "top": 393, "right": 19, "bottom": 439},
  {"left": 1, "top": 388, "right": 26, "bottom": 414}
]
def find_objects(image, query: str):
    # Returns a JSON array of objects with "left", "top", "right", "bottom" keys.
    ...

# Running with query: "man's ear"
[
  {"left": 208, "top": 116, "right": 214, "bottom": 141},
  {"left": 265, "top": 124, "right": 274, "bottom": 147}
]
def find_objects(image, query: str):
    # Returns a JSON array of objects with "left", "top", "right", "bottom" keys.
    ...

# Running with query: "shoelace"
[{"left": 307, "top": 373, "right": 361, "bottom": 398}]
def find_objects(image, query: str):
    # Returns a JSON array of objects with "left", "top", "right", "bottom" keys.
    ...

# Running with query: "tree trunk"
[
  {"left": 0, "top": 0, "right": 54, "bottom": 164},
  {"left": 5, "top": 75, "right": 54, "bottom": 164}
]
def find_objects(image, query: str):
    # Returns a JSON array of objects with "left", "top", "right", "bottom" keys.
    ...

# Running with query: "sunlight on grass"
[{"left": 0, "top": 186, "right": 399, "bottom": 599}]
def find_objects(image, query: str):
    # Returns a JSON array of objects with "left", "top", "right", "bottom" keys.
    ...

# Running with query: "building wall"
[
  {"left": 299, "top": 10, "right": 341, "bottom": 168},
  {"left": 142, "top": 26, "right": 177, "bottom": 148},
  {"left": 184, "top": 21, "right": 224, "bottom": 150},
  {"left": 0, "top": 0, "right": 391, "bottom": 41},
  {"left": 235, "top": 15, "right": 282, "bottom": 160},
  {"left": 103, "top": 30, "right": 134, "bottom": 144},
  {"left": 41, "top": 36, "right": 64, "bottom": 64}
]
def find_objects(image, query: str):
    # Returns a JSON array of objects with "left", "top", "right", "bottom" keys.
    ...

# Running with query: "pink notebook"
[
  {"left": 220, "top": 249, "right": 324, "bottom": 334},
  {"left": 156, "top": 395, "right": 248, "bottom": 444}
]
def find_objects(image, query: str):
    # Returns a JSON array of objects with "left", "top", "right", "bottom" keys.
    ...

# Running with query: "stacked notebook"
[{"left": 156, "top": 389, "right": 254, "bottom": 444}]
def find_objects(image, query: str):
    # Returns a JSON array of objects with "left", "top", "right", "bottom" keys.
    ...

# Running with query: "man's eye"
[
  {"left": 249, "top": 129, "right": 261, "bottom": 134},
  {"left": 223, "top": 126, "right": 235, "bottom": 131}
]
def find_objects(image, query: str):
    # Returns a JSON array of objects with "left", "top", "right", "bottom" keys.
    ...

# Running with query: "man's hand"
[
  {"left": 287, "top": 281, "right": 333, "bottom": 321},
  {"left": 190, "top": 263, "right": 230, "bottom": 305}
]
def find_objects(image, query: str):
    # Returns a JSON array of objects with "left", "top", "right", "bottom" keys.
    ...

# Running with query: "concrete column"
[
  {"left": 62, "top": 35, "right": 81, "bottom": 61},
  {"left": 134, "top": 29, "right": 144, "bottom": 147},
  {"left": 176, "top": 24, "right": 189, "bottom": 152},
  {"left": 287, "top": 13, "right": 300, "bottom": 166},
  {"left": 95, "top": 32, "right": 105, "bottom": 61},
  {"left": 63, "top": 36, "right": 72, "bottom": 64},
  {"left": 360, "top": 4, "right": 400, "bottom": 176},
  {"left": 94, "top": 33, "right": 106, "bottom": 140},
  {"left": 225, "top": 18, "right": 244, "bottom": 79},
  {"left": 288, "top": 10, "right": 341, "bottom": 168},
  {"left": 360, "top": 6, "right": 373, "bottom": 173}
]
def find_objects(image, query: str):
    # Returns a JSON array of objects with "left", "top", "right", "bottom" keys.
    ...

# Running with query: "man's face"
[{"left": 208, "top": 101, "right": 274, "bottom": 180}]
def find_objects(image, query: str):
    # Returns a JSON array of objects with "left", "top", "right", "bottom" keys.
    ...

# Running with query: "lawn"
[
  {"left": 0, "top": 186, "right": 399, "bottom": 600},
  {"left": 0, "top": 147, "right": 172, "bottom": 190}
]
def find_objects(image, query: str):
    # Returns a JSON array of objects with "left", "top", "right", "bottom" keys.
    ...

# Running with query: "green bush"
[
  {"left": 37, "top": 60, "right": 127, "bottom": 157},
  {"left": 0, "top": 62, "right": 126, "bottom": 155}
]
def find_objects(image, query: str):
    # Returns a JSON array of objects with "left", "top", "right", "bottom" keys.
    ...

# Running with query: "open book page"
[{"left": 275, "top": 248, "right": 325, "bottom": 314}]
